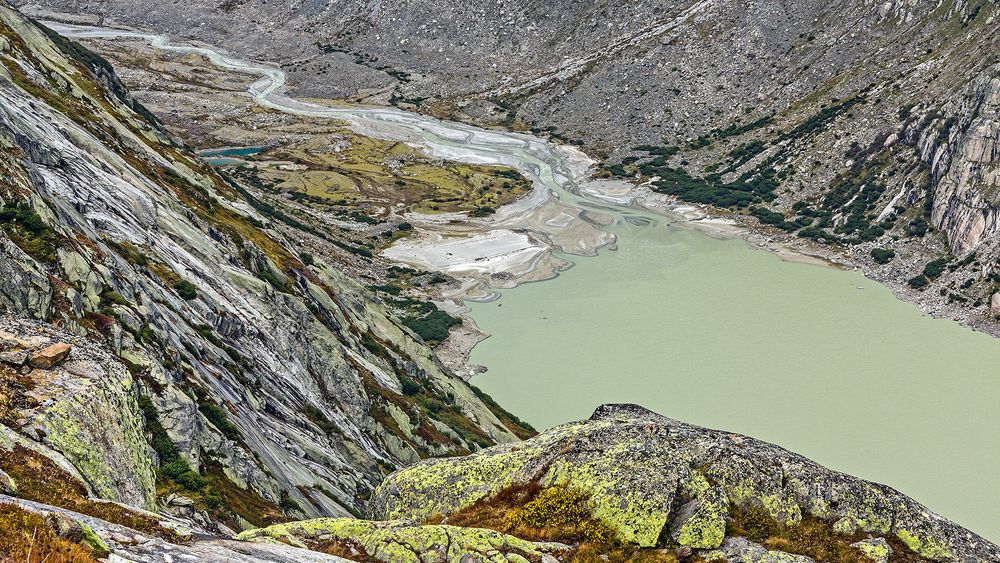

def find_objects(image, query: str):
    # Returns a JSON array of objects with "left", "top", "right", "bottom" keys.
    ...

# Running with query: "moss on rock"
[{"left": 237, "top": 517, "right": 566, "bottom": 562}]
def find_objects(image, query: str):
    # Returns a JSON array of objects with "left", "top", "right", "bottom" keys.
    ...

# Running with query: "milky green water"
[{"left": 470, "top": 220, "right": 1000, "bottom": 541}]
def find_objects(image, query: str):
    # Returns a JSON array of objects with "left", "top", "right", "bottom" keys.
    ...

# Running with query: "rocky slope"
[
  {"left": 239, "top": 404, "right": 1000, "bottom": 562},
  {"left": 8, "top": 402, "right": 995, "bottom": 562},
  {"left": 20, "top": 0, "right": 1000, "bottom": 330},
  {"left": 0, "top": 0, "right": 531, "bottom": 537}
]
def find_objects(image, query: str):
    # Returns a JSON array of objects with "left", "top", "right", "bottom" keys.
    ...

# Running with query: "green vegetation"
[
  {"left": 777, "top": 95, "right": 866, "bottom": 142},
  {"left": 922, "top": 258, "right": 949, "bottom": 280},
  {"left": 198, "top": 401, "right": 241, "bottom": 441},
  {"left": 871, "top": 248, "right": 896, "bottom": 264},
  {"left": 402, "top": 307, "right": 461, "bottom": 343},
  {"left": 172, "top": 280, "right": 198, "bottom": 300},
  {"left": 0, "top": 198, "right": 61, "bottom": 262},
  {"left": 304, "top": 404, "right": 338, "bottom": 434},
  {"left": 139, "top": 395, "right": 206, "bottom": 491},
  {"left": 908, "top": 275, "right": 930, "bottom": 289}
]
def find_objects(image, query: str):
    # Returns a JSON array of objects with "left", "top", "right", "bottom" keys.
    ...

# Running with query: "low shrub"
[
  {"left": 172, "top": 280, "right": 198, "bottom": 300},
  {"left": 871, "top": 248, "right": 896, "bottom": 264}
]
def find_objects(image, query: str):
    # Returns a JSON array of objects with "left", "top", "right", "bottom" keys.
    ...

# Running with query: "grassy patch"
[
  {"left": 0, "top": 502, "right": 100, "bottom": 562},
  {"left": 0, "top": 445, "right": 172, "bottom": 538},
  {"left": 727, "top": 503, "right": 926, "bottom": 562},
  {"left": 0, "top": 364, "right": 35, "bottom": 427},
  {"left": 0, "top": 199, "right": 62, "bottom": 262}
]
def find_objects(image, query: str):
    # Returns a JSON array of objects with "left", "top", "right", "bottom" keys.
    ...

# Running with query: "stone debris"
[{"left": 28, "top": 342, "right": 72, "bottom": 369}]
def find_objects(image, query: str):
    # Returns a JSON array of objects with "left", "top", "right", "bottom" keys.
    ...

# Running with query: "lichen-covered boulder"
[
  {"left": 852, "top": 537, "right": 893, "bottom": 563},
  {"left": 370, "top": 404, "right": 1000, "bottom": 561},
  {"left": 237, "top": 518, "right": 569, "bottom": 562}
]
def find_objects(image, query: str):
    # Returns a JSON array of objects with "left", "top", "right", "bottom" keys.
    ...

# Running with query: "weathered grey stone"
[{"left": 851, "top": 538, "right": 893, "bottom": 563}]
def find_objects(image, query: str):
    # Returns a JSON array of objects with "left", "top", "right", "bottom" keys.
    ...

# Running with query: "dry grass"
[
  {"left": 727, "top": 503, "right": 928, "bottom": 562},
  {"left": 437, "top": 482, "right": 639, "bottom": 559},
  {"left": 0, "top": 364, "right": 34, "bottom": 427},
  {"left": 0, "top": 446, "right": 174, "bottom": 539},
  {"left": 0, "top": 503, "right": 99, "bottom": 563}
]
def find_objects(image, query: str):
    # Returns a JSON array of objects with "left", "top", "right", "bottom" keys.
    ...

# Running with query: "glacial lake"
[
  {"left": 197, "top": 146, "right": 265, "bottom": 166},
  {"left": 470, "top": 220, "right": 1000, "bottom": 541}
]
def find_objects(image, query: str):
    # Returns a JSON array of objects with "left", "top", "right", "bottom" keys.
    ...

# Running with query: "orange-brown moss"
[
  {"left": 0, "top": 503, "right": 100, "bottom": 563},
  {"left": 0, "top": 445, "right": 174, "bottom": 539},
  {"left": 727, "top": 503, "right": 927, "bottom": 562}
]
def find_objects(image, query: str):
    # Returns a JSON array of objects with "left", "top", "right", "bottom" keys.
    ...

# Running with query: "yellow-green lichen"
[
  {"left": 540, "top": 440, "right": 671, "bottom": 547},
  {"left": 238, "top": 518, "right": 558, "bottom": 562},
  {"left": 672, "top": 473, "right": 726, "bottom": 549},
  {"left": 373, "top": 421, "right": 594, "bottom": 522},
  {"left": 853, "top": 540, "right": 890, "bottom": 561},
  {"left": 81, "top": 524, "right": 111, "bottom": 557},
  {"left": 896, "top": 529, "right": 952, "bottom": 561},
  {"left": 728, "top": 479, "right": 802, "bottom": 527}
]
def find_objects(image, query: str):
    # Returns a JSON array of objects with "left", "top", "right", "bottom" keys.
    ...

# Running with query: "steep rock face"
[
  {"left": 0, "top": 0, "right": 524, "bottom": 527},
  {"left": 371, "top": 404, "right": 1000, "bottom": 562},
  {"left": 0, "top": 318, "right": 156, "bottom": 509},
  {"left": 930, "top": 74, "right": 1000, "bottom": 255}
]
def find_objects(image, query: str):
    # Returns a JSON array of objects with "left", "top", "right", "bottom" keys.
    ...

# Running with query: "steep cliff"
[{"left": 0, "top": 0, "right": 529, "bottom": 534}]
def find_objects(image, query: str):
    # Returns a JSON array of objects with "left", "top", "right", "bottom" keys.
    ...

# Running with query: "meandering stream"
[{"left": 51, "top": 22, "right": 1000, "bottom": 541}]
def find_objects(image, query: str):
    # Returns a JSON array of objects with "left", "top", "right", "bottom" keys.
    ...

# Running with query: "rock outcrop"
[
  {"left": 369, "top": 404, "right": 999, "bottom": 562},
  {"left": 0, "top": 318, "right": 155, "bottom": 509},
  {"left": 238, "top": 518, "right": 570, "bottom": 562}
]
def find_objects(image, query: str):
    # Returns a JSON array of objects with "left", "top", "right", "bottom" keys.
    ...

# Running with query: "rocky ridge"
[{"left": 241, "top": 405, "right": 999, "bottom": 562}]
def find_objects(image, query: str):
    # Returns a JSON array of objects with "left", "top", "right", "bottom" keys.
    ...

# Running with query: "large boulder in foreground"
[{"left": 370, "top": 404, "right": 999, "bottom": 561}]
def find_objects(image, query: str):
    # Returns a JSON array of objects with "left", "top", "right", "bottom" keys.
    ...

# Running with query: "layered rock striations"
[{"left": 0, "top": 0, "right": 527, "bottom": 533}]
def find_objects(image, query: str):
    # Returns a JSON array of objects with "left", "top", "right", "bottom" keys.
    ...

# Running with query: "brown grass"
[
  {"left": 0, "top": 446, "right": 174, "bottom": 539},
  {"left": 438, "top": 482, "right": 627, "bottom": 556},
  {"left": 727, "top": 503, "right": 928, "bottom": 562},
  {"left": 0, "top": 503, "right": 99, "bottom": 563}
]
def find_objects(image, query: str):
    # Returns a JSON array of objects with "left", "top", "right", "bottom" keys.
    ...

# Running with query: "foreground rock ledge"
[{"left": 360, "top": 404, "right": 998, "bottom": 562}]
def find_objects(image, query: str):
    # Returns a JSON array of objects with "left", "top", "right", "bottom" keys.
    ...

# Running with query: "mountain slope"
[
  {"left": 25, "top": 0, "right": 1000, "bottom": 329},
  {"left": 0, "top": 0, "right": 529, "bottom": 532}
]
